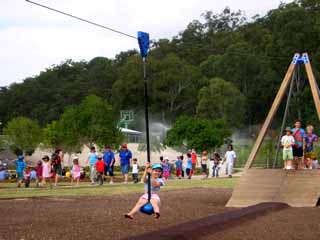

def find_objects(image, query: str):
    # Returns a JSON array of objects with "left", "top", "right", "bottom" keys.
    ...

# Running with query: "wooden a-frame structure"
[
  {"left": 227, "top": 53, "right": 320, "bottom": 207},
  {"left": 245, "top": 53, "right": 320, "bottom": 170}
]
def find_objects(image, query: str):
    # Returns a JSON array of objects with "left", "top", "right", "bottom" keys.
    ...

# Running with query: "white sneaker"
[{"left": 109, "top": 181, "right": 114, "bottom": 184}]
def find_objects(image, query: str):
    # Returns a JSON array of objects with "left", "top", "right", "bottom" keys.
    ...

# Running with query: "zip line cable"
[
  {"left": 25, "top": 1, "right": 318, "bottom": 64},
  {"left": 25, "top": 0, "right": 137, "bottom": 40}
]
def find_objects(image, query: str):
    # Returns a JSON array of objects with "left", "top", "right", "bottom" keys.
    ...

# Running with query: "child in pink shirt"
[{"left": 71, "top": 157, "right": 81, "bottom": 186}]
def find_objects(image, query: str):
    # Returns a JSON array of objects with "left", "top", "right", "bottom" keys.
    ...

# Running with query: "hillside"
[{"left": 0, "top": 0, "right": 319, "bottom": 129}]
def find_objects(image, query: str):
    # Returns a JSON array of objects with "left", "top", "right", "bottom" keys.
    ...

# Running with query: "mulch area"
[{"left": 0, "top": 188, "right": 320, "bottom": 240}]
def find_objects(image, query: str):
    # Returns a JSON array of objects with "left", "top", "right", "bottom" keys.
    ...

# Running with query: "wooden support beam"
[
  {"left": 303, "top": 53, "right": 320, "bottom": 121},
  {"left": 244, "top": 53, "right": 299, "bottom": 170}
]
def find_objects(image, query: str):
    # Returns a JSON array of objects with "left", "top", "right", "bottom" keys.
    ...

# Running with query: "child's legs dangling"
[
  {"left": 127, "top": 197, "right": 148, "bottom": 216},
  {"left": 150, "top": 199, "right": 160, "bottom": 213}
]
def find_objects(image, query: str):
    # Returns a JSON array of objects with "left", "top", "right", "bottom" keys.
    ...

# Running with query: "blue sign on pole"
[{"left": 137, "top": 31, "right": 150, "bottom": 58}]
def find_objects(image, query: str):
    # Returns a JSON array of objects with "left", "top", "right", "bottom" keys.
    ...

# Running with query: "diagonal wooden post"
[
  {"left": 303, "top": 53, "right": 320, "bottom": 121},
  {"left": 244, "top": 53, "right": 299, "bottom": 170}
]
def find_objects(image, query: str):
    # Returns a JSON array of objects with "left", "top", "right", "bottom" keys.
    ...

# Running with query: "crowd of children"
[
  {"left": 11, "top": 143, "right": 240, "bottom": 188},
  {"left": 281, "top": 120, "right": 319, "bottom": 170},
  {"left": 157, "top": 147, "right": 236, "bottom": 180},
  {"left": 11, "top": 145, "right": 132, "bottom": 188}
]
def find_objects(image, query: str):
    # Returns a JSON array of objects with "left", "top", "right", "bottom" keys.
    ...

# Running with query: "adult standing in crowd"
[
  {"left": 223, "top": 145, "right": 237, "bottom": 178},
  {"left": 119, "top": 144, "right": 132, "bottom": 184},
  {"left": 87, "top": 146, "right": 98, "bottom": 185},
  {"left": 209, "top": 153, "right": 214, "bottom": 178},
  {"left": 103, "top": 145, "right": 115, "bottom": 184},
  {"left": 201, "top": 151, "right": 209, "bottom": 179},
  {"left": 291, "top": 120, "right": 305, "bottom": 170},
  {"left": 179, "top": 155, "right": 185, "bottom": 178},
  {"left": 191, "top": 149, "right": 197, "bottom": 177},
  {"left": 186, "top": 153, "right": 193, "bottom": 179},
  {"left": 52, "top": 149, "right": 63, "bottom": 187}
]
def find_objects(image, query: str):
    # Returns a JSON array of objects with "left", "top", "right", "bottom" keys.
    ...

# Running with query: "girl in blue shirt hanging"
[{"left": 125, "top": 163, "right": 164, "bottom": 219}]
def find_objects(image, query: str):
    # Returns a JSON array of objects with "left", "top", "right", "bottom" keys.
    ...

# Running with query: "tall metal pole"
[{"left": 143, "top": 58, "right": 151, "bottom": 201}]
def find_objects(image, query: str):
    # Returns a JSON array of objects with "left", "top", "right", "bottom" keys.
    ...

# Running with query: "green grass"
[{"left": 0, "top": 178, "right": 236, "bottom": 199}]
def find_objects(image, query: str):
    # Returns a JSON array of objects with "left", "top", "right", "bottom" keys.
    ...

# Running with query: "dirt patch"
[
  {"left": 0, "top": 188, "right": 232, "bottom": 240},
  {"left": 130, "top": 202, "right": 289, "bottom": 240},
  {"left": 1, "top": 188, "right": 320, "bottom": 240}
]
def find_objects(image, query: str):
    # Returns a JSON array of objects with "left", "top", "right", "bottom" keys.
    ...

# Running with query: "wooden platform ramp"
[{"left": 227, "top": 169, "right": 320, "bottom": 207}]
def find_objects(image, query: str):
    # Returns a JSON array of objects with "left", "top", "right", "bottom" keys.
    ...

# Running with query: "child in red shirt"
[
  {"left": 35, "top": 160, "right": 43, "bottom": 187},
  {"left": 24, "top": 168, "right": 31, "bottom": 188},
  {"left": 96, "top": 156, "right": 105, "bottom": 185}
]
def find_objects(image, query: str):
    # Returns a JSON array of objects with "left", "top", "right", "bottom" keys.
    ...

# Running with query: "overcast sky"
[{"left": 0, "top": 0, "right": 291, "bottom": 86}]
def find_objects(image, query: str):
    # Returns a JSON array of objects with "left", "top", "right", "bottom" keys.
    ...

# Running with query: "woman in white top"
[{"left": 223, "top": 145, "right": 237, "bottom": 178}]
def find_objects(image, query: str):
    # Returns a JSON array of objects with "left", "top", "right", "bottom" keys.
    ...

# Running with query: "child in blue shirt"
[
  {"left": 175, "top": 157, "right": 183, "bottom": 179},
  {"left": 304, "top": 125, "right": 318, "bottom": 169},
  {"left": 162, "top": 158, "right": 170, "bottom": 180},
  {"left": 87, "top": 146, "right": 98, "bottom": 185},
  {"left": 125, "top": 163, "right": 164, "bottom": 219},
  {"left": 186, "top": 153, "right": 193, "bottom": 179},
  {"left": 16, "top": 155, "right": 26, "bottom": 188}
]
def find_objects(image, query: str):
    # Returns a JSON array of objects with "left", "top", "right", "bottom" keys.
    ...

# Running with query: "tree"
[
  {"left": 111, "top": 55, "right": 145, "bottom": 112},
  {"left": 150, "top": 53, "right": 206, "bottom": 119},
  {"left": 43, "top": 95, "right": 123, "bottom": 152},
  {"left": 202, "top": 7, "right": 247, "bottom": 33},
  {"left": 165, "top": 116, "right": 231, "bottom": 152},
  {"left": 4, "top": 117, "right": 42, "bottom": 155},
  {"left": 196, "top": 77, "right": 246, "bottom": 128},
  {"left": 77, "top": 95, "right": 123, "bottom": 148},
  {"left": 42, "top": 118, "right": 82, "bottom": 154}
]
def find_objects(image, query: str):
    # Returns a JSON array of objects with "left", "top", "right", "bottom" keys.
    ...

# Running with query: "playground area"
[
  {"left": 2, "top": 1, "right": 320, "bottom": 240},
  {"left": 1, "top": 179, "right": 320, "bottom": 240}
]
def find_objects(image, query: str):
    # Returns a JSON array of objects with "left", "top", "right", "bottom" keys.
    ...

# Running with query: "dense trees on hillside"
[{"left": 0, "top": 0, "right": 319, "bottom": 130}]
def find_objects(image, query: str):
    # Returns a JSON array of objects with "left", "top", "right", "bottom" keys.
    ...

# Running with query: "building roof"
[{"left": 120, "top": 128, "right": 142, "bottom": 135}]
